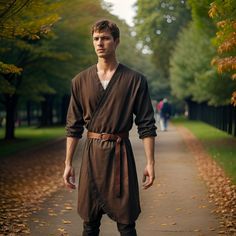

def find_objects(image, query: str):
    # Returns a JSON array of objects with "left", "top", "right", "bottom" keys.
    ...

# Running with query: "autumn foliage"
[{"left": 209, "top": 0, "right": 236, "bottom": 105}]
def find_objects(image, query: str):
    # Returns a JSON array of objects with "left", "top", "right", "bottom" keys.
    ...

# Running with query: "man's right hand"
[{"left": 63, "top": 165, "right": 76, "bottom": 189}]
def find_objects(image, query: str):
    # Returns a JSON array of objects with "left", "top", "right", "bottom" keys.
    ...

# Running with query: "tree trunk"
[
  {"left": 61, "top": 94, "right": 70, "bottom": 125},
  {"left": 186, "top": 99, "right": 195, "bottom": 120},
  {"left": 26, "top": 101, "right": 31, "bottom": 126},
  {"left": 4, "top": 94, "right": 18, "bottom": 140},
  {"left": 40, "top": 95, "right": 53, "bottom": 126}
]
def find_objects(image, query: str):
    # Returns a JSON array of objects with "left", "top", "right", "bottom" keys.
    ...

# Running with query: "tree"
[
  {"left": 209, "top": 0, "right": 236, "bottom": 105},
  {"left": 169, "top": 0, "right": 236, "bottom": 107},
  {"left": 187, "top": 0, "right": 216, "bottom": 35},
  {"left": 170, "top": 22, "right": 235, "bottom": 106},
  {"left": 170, "top": 23, "right": 213, "bottom": 101},
  {"left": 0, "top": 0, "right": 60, "bottom": 139},
  {"left": 134, "top": 0, "right": 191, "bottom": 97},
  {"left": 0, "top": 0, "right": 34, "bottom": 38}
]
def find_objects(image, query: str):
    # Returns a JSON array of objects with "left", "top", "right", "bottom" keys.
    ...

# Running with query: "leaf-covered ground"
[
  {"left": 177, "top": 126, "right": 236, "bottom": 235},
  {"left": 0, "top": 140, "right": 66, "bottom": 235}
]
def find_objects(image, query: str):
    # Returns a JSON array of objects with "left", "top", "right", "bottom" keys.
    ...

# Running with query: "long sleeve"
[
  {"left": 65, "top": 78, "right": 85, "bottom": 138},
  {"left": 133, "top": 77, "right": 157, "bottom": 139}
]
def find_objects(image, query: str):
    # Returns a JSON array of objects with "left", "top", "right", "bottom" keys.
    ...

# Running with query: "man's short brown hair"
[{"left": 91, "top": 19, "right": 120, "bottom": 40}]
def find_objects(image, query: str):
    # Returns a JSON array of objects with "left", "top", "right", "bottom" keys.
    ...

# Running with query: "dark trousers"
[{"left": 82, "top": 210, "right": 137, "bottom": 236}]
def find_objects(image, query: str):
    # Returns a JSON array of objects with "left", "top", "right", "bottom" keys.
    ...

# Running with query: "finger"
[
  {"left": 70, "top": 171, "right": 76, "bottom": 189},
  {"left": 63, "top": 175, "right": 76, "bottom": 189},
  {"left": 142, "top": 176, "right": 150, "bottom": 187},
  {"left": 65, "top": 180, "right": 76, "bottom": 189},
  {"left": 143, "top": 177, "right": 154, "bottom": 189},
  {"left": 67, "top": 182, "right": 76, "bottom": 189},
  {"left": 143, "top": 182, "right": 153, "bottom": 189},
  {"left": 142, "top": 174, "right": 155, "bottom": 185}
]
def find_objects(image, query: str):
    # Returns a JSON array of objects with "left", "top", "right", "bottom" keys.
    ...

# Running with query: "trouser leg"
[
  {"left": 117, "top": 222, "right": 137, "bottom": 236},
  {"left": 160, "top": 118, "right": 164, "bottom": 131},
  {"left": 82, "top": 211, "right": 103, "bottom": 236},
  {"left": 164, "top": 118, "right": 168, "bottom": 130}
]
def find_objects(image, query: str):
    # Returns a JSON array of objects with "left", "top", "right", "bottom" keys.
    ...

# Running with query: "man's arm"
[
  {"left": 142, "top": 136, "right": 155, "bottom": 189},
  {"left": 63, "top": 137, "right": 80, "bottom": 189}
]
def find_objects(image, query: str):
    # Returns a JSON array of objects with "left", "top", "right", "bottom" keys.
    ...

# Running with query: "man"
[{"left": 63, "top": 19, "right": 157, "bottom": 236}]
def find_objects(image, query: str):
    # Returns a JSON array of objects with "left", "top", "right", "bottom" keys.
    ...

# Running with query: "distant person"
[
  {"left": 156, "top": 99, "right": 164, "bottom": 130},
  {"left": 63, "top": 19, "right": 157, "bottom": 236},
  {"left": 160, "top": 98, "right": 172, "bottom": 131},
  {"left": 156, "top": 99, "right": 163, "bottom": 113}
]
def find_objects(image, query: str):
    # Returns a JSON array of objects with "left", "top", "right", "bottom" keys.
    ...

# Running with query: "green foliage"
[
  {"left": 209, "top": 0, "right": 236, "bottom": 105},
  {"left": 0, "top": 0, "right": 60, "bottom": 39},
  {"left": 170, "top": 22, "right": 235, "bottom": 105},
  {"left": 116, "top": 22, "right": 161, "bottom": 98},
  {"left": 49, "top": 0, "right": 106, "bottom": 85},
  {"left": 133, "top": 0, "right": 236, "bottom": 107},
  {"left": 0, "top": 61, "right": 22, "bottom": 75},
  {"left": 0, "top": 0, "right": 161, "bottom": 103},
  {"left": 187, "top": 0, "right": 216, "bottom": 34},
  {"left": 134, "top": 0, "right": 191, "bottom": 97},
  {"left": 184, "top": 0, "right": 236, "bottom": 105},
  {"left": 209, "top": 0, "right": 236, "bottom": 20},
  {"left": 170, "top": 23, "right": 214, "bottom": 101},
  {"left": 0, "top": 0, "right": 62, "bottom": 103},
  {"left": 0, "top": 0, "right": 64, "bottom": 139},
  {"left": 0, "top": 78, "right": 15, "bottom": 94}
]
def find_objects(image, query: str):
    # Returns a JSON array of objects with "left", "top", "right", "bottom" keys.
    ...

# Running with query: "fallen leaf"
[
  {"left": 62, "top": 220, "right": 71, "bottom": 224},
  {"left": 175, "top": 208, "right": 182, "bottom": 211},
  {"left": 58, "top": 227, "right": 66, "bottom": 232},
  {"left": 65, "top": 206, "right": 73, "bottom": 210}
]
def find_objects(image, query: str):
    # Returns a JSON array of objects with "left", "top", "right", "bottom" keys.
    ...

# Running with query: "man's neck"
[{"left": 97, "top": 57, "right": 119, "bottom": 73}]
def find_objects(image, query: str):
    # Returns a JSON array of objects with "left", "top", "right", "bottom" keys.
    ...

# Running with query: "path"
[{"left": 27, "top": 125, "right": 220, "bottom": 236}]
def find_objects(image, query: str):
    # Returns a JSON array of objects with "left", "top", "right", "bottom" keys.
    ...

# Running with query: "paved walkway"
[{"left": 28, "top": 125, "right": 220, "bottom": 236}]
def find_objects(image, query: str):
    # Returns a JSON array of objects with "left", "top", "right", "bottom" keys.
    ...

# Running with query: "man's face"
[{"left": 93, "top": 30, "right": 119, "bottom": 59}]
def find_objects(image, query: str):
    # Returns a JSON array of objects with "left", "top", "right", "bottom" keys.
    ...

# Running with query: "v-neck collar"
[
  {"left": 88, "top": 63, "right": 122, "bottom": 130},
  {"left": 94, "top": 63, "right": 121, "bottom": 91}
]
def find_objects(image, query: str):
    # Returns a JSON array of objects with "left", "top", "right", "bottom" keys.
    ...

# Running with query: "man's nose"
[{"left": 97, "top": 38, "right": 103, "bottom": 45}]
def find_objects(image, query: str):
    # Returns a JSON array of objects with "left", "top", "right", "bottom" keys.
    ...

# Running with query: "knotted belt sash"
[{"left": 87, "top": 131, "right": 129, "bottom": 198}]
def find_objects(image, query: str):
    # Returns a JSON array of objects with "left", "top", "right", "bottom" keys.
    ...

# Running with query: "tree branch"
[{"left": 0, "top": 0, "right": 17, "bottom": 20}]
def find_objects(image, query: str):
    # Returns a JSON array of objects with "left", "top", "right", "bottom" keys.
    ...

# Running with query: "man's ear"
[{"left": 115, "top": 38, "right": 120, "bottom": 47}]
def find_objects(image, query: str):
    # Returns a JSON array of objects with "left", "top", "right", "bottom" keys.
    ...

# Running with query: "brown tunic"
[{"left": 66, "top": 63, "right": 156, "bottom": 224}]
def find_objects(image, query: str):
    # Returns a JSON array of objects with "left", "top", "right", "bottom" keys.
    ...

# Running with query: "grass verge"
[
  {"left": 0, "top": 126, "right": 65, "bottom": 157},
  {"left": 172, "top": 117, "right": 236, "bottom": 184}
]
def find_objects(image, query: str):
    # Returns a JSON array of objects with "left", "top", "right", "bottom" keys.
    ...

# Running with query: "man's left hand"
[{"left": 142, "top": 164, "right": 155, "bottom": 189}]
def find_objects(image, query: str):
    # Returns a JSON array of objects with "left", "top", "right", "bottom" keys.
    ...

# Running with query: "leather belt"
[{"left": 87, "top": 131, "right": 129, "bottom": 198}]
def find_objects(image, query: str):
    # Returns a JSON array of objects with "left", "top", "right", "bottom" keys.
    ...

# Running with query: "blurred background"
[{"left": 0, "top": 0, "right": 235, "bottom": 141}]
